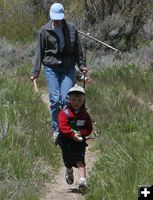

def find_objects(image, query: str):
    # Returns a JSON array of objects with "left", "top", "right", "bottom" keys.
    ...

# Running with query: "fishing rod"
[
  {"left": 82, "top": 32, "right": 87, "bottom": 89},
  {"left": 78, "top": 30, "right": 119, "bottom": 52}
]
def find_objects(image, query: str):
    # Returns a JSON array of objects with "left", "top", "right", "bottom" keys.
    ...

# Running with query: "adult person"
[{"left": 30, "top": 3, "right": 88, "bottom": 139}]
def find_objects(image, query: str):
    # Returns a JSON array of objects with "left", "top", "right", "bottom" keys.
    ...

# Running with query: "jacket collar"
[
  {"left": 68, "top": 103, "right": 86, "bottom": 113},
  {"left": 45, "top": 19, "right": 66, "bottom": 31}
]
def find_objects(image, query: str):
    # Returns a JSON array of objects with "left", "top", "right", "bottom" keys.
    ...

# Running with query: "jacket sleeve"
[
  {"left": 58, "top": 110, "right": 75, "bottom": 138},
  {"left": 79, "top": 112, "right": 93, "bottom": 136},
  {"left": 73, "top": 28, "right": 85, "bottom": 69},
  {"left": 31, "top": 29, "right": 45, "bottom": 78}
]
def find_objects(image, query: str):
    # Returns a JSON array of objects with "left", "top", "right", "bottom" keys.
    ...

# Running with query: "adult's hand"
[
  {"left": 85, "top": 76, "right": 92, "bottom": 83},
  {"left": 30, "top": 76, "right": 38, "bottom": 92},
  {"left": 80, "top": 66, "right": 89, "bottom": 75},
  {"left": 30, "top": 76, "right": 36, "bottom": 81}
]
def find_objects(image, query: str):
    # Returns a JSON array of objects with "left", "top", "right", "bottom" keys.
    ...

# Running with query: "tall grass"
[
  {"left": 2, "top": 59, "right": 153, "bottom": 200},
  {"left": 0, "top": 66, "right": 60, "bottom": 200},
  {"left": 85, "top": 64, "right": 153, "bottom": 200},
  {"left": 0, "top": 0, "right": 45, "bottom": 42}
]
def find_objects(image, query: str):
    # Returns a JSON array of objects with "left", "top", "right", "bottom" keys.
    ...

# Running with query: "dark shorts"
[
  {"left": 62, "top": 148, "right": 86, "bottom": 168},
  {"left": 57, "top": 134, "right": 88, "bottom": 168}
]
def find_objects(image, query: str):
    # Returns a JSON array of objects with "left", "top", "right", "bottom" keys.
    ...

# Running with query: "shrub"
[
  {"left": 0, "top": 0, "right": 45, "bottom": 42},
  {"left": 0, "top": 38, "right": 36, "bottom": 69}
]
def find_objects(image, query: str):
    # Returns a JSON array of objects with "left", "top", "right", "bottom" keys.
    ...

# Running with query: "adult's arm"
[
  {"left": 73, "top": 28, "right": 85, "bottom": 69},
  {"left": 31, "top": 29, "right": 45, "bottom": 78}
]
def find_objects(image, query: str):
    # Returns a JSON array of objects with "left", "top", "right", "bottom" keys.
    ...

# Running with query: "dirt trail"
[{"left": 39, "top": 91, "right": 98, "bottom": 200}]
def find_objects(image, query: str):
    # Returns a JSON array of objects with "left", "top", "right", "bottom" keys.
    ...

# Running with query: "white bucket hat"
[
  {"left": 49, "top": 3, "right": 64, "bottom": 20},
  {"left": 68, "top": 84, "right": 85, "bottom": 95}
]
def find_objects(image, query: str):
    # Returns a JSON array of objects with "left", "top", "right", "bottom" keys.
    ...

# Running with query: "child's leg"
[
  {"left": 77, "top": 161, "right": 86, "bottom": 179},
  {"left": 61, "top": 150, "right": 74, "bottom": 185},
  {"left": 65, "top": 167, "right": 74, "bottom": 185},
  {"left": 77, "top": 161, "right": 88, "bottom": 192}
]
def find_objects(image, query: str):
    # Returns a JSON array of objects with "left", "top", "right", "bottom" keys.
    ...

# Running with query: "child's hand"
[{"left": 73, "top": 133, "right": 83, "bottom": 142}]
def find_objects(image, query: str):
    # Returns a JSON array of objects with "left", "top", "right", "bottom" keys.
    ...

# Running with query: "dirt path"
[{"left": 39, "top": 91, "right": 98, "bottom": 200}]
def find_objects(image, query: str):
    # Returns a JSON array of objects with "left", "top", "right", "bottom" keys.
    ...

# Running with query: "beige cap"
[{"left": 68, "top": 84, "right": 85, "bottom": 95}]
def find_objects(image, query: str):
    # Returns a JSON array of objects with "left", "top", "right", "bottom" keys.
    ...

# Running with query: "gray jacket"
[{"left": 32, "top": 20, "right": 85, "bottom": 78}]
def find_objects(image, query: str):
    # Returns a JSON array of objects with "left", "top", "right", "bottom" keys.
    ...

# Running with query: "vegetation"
[
  {"left": 0, "top": 0, "right": 45, "bottom": 42},
  {"left": 2, "top": 56, "right": 153, "bottom": 199},
  {"left": 1, "top": 0, "right": 153, "bottom": 199},
  {"left": 1, "top": 0, "right": 153, "bottom": 50},
  {"left": 85, "top": 64, "right": 153, "bottom": 200},
  {"left": 0, "top": 66, "right": 60, "bottom": 200},
  {"left": 83, "top": 0, "right": 152, "bottom": 50}
]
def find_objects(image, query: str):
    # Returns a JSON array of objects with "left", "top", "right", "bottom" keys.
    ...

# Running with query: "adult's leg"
[
  {"left": 60, "top": 66, "right": 76, "bottom": 106},
  {"left": 44, "top": 67, "right": 61, "bottom": 133}
]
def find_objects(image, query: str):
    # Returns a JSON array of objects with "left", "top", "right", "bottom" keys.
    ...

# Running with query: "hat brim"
[
  {"left": 68, "top": 90, "right": 85, "bottom": 95},
  {"left": 50, "top": 12, "right": 64, "bottom": 20}
]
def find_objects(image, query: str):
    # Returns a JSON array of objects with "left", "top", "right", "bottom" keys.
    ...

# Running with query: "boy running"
[{"left": 57, "top": 84, "right": 93, "bottom": 193}]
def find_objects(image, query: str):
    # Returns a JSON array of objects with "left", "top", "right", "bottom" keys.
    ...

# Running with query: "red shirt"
[{"left": 58, "top": 105, "right": 93, "bottom": 138}]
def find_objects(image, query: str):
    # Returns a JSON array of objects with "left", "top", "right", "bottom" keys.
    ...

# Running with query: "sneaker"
[
  {"left": 53, "top": 131, "right": 59, "bottom": 140},
  {"left": 52, "top": 131, "right": 60, "bottom": 145},
  {"left": 79, "top": 177, "right": 87, "bottom": 194},
  {"left": 65, "top": 168, "right": 74, "bottom": 185},
  {"left": 53, "top": 131, "right": 60, "bottom": 145}
]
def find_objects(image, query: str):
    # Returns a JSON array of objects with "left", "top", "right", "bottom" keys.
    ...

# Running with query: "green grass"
[
  {"left": 2, "top": 63, "right": 153, "bottom": 199},
  {"left": 85, "top": 64, "right": 153, "bottom": 200},
  {"left": 0, "top": 67, "right": 60, "bottom": 200}
]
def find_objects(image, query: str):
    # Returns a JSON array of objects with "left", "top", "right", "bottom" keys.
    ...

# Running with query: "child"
[{"left": 57, "top": 84, "right": 93, "bottom": 193}]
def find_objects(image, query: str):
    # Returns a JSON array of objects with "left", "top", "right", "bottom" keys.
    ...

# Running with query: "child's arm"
[
  {"left": 58, "top": 110, "right": 75, "bottom": 138},
  {"left": 58, "top": 110, "right": 84, "bottom": 142}
]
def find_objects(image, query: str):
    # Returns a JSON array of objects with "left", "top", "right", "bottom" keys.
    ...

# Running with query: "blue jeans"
[{"left": 44, "top": 66, "right": 76, "bottom": 132}]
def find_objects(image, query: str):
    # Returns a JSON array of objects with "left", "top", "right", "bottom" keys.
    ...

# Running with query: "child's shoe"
[
  {"left": 65, "top": 168, "right": 74, "bottom": 185},
  {"left": 79, "top": 177, "right": 88, "bottom": 194}
]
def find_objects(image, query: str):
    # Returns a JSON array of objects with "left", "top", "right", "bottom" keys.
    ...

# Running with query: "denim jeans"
[{"left": 44, "top": 66, "right": 76, "bottom": 132}]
